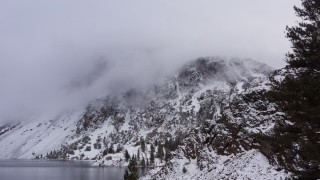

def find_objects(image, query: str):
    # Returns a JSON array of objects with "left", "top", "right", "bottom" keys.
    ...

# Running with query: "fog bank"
[{"left": 0, "top": 0, "right": 299, "bottom": 123}]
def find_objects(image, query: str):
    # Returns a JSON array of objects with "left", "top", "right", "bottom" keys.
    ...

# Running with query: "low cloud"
[{"left": 0, "top": 0, "right": 299, "bottom": 123}]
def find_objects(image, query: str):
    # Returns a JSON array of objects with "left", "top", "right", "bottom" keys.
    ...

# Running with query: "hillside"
[{"left": 0, "top": 57, "right": 294, "bottom": 179}]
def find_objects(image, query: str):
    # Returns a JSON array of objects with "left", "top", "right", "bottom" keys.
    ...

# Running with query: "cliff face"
[{"left": 0, "top": 57, "right": 294, "bottom": 179}]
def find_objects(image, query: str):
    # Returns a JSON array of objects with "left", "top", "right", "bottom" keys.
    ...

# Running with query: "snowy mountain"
[{"left": 0, "top": 57, "right": 293, "bottom": 179}]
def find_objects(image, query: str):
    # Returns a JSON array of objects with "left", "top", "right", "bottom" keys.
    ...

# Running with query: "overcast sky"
[{"left": 0, "top": 0, "right": 299, "bottom": 123}]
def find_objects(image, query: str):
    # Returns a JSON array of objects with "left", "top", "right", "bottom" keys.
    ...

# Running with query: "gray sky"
[{"left": 0, "top": 0, "right": 299, "bottom": 123}]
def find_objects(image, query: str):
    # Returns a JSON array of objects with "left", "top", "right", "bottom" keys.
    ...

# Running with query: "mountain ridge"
[{"left": 0, "top": 57, "right": 292, "bottom": 179}]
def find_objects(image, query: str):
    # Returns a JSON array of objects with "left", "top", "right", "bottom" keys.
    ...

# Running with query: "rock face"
[{"left": 0, "top": 57, "right": 293, "bottom": 179}]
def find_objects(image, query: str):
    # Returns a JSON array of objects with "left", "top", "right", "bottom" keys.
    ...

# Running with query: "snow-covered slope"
[
  {"left": 0, "top": 110, "right": 84, "bottom": 159},
  {"left": 142, "top": 150, "right": 289, "bottom": 180},
  {"left": 0, "top": 57, "right": 292, "bottom": 179}
]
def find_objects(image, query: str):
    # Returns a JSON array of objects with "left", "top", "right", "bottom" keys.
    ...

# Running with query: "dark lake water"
[{"left": 0, "top": 160, "right": 147, "bottom": 180}]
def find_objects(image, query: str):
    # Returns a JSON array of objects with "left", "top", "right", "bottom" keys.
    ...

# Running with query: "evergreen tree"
[
  {"left": 265, "top": 0, "right": 320, "bottom": 178},
  {"left": 124, "top": 170, "right": 129, "bottom": 180},
  {"left": 182, "top": 167, "right": 187, "bottom": 173},
  {"left": 141, "top": 157, "right": 146, "bottom": 167},
  {"left": 156, "top": 145, "right": 164, "bottom": 163},
  {"left": 285, "top": 0, "right": 320, "bottom": 70},
  {"left": 137, "top": 149, "right": 140, "bottom": 161},
  {"left": 164, "top": 138, "right": 169, "bottom": 149},
  {"left": 150, "top": 144, "right": 155, "bottom": 164},
  {"left": 124, "top": 149, "right": 130, "bottom": 162},
  {"left": 269, "top": 0, "right": 320, "bottom": 144},
  {"left": 140, "top": 138, "right": 146, "bottom": 152},
  {"left": 124, "top": 157, "right": 138, "bottom": 180},
  {"left": 102, "top": 147, "right": 108, "bottom": 156},
  {"left": 108, "top": 144, "right": 114, "bottom": 154},
  {"left": 164, "top": 138, "right": 180, "bottom": 151},
  {"left": 103, "top": 137, "right": 107, "bottom": 146},
  {"left": 164, "top": 149, "right": 171, "bottom": 162},
  {"left": 280, "top": 0, "right": 320, "bottom": 125},
  {"left": 116, "top": 144, "right": 122, "bottom": 153}
]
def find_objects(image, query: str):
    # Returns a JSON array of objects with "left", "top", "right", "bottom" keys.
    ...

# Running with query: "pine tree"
[
  {"left": 124, "top": 170, "right": 129, "bottom": 180},
  {"left": 124, "top": 157, "right": 138, "bottom": 180},
  {"left": 150, "top": 144, "right": 155, "bottom": 165},
  {"left": 108, "top": 144, "right": 114, "bottom": 154},
  {"left": 285, "top": 0, "right": 320, "bottom": 70},
  {"left": 141, "top": 157, "right": 145, "bottom": 167},
  {"left": 124, "top": 149, "right": 130, "bottom": 162},
  {"left": 156, "top": 145, "right": 164, "bottom": 163},
  {"left": 164, "top": 149, "right": 171, "bottom": 162},
  {"left": 281, "top": 0, "right": 320, "bottom": 124},
  {"left": 102, "top": 148, "right": 108, "bottom": 156},
  {"left": 266, "top": 0, "right": 320, "bottom": 178},
  {"left": 137, "top": 149, "right": 140, "bottom": 161},
  {"left": 182, "top": 167, "right": 187, "bottom": 173},
  {"left": 116, "top": 144, "right": 122, "bottom": 153},
  {"left": 270, "top": 0, "right": 320, "bottom": 135},
  {"left": 140, "top": 138, "right": 146, "bottom": 152}
]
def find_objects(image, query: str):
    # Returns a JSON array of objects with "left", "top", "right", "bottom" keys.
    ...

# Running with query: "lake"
[{"left": 0, "top": 160, "right": 148, "bottom": 180}]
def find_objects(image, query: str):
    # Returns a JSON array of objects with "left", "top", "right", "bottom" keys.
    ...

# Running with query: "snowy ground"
[
  {"left": 141, "top": 149, "right": 291, "bottom": 180},
  {"left": 0, "top": 110, "right": 84, "bottom": 159}
]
